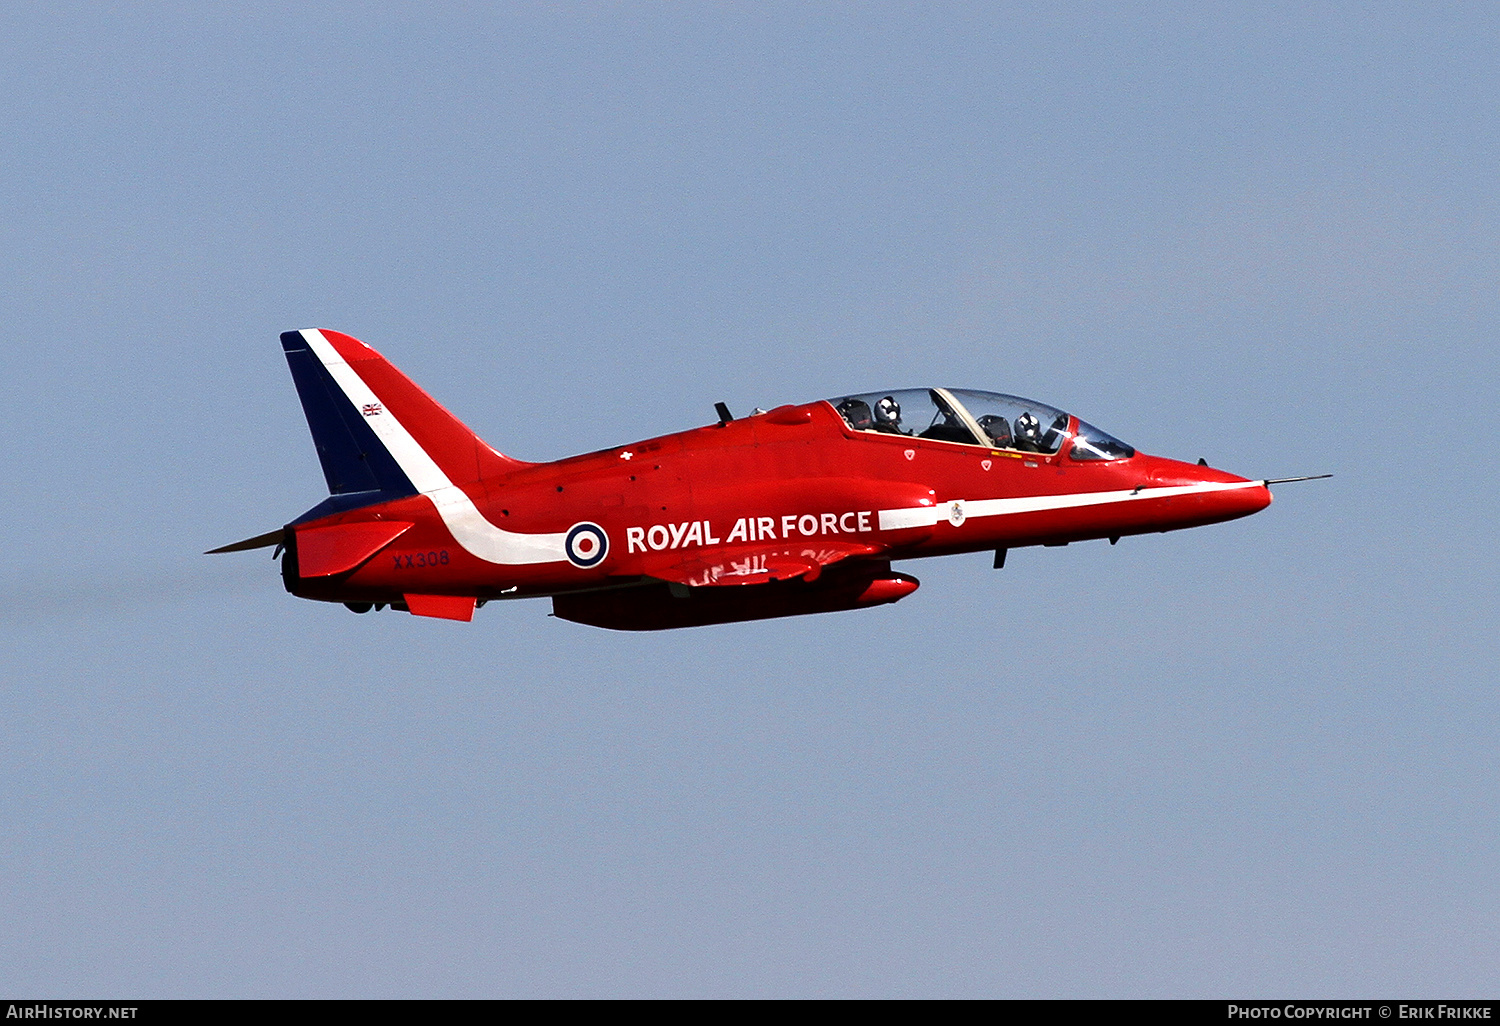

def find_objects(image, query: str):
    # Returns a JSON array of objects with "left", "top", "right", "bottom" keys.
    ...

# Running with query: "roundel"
[{"left": 564, "top": 522, "right": 610, "bottom": 568}]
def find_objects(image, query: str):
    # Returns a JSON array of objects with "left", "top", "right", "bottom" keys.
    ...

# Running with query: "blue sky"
[{"left": 2, "top": 3, "right": 1497, "bottom": 996}]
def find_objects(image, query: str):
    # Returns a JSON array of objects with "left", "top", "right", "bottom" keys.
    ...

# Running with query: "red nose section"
[
  {"left": 1240, "top": 482, "right": 1273, "bottom": 516},
  {"left": 1200, "top": 477, "right": 1272, "bottom": 522},
  {"left": 1137, "top": 457, "right": 1273, "bottom": 529}
]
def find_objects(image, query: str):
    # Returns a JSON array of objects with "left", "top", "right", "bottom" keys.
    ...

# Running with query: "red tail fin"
[{"left": 282, "top": 328, "right": 527, "bottom": 491}]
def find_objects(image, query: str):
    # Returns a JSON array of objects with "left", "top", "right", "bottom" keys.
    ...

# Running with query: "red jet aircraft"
[{"left": 210, "top": 329, "right": 1314, "bottom": 630}]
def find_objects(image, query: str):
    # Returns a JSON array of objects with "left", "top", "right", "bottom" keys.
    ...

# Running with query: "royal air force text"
[{"left": 626, "top": 513, "right": 875, "bottom": 554}]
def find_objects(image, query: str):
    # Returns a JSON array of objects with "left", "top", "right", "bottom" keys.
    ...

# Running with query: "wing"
[{"left": 635, "top": 539, "right": 884, "bottom": 588}]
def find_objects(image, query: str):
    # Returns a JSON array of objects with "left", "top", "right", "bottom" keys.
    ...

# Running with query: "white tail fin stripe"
[{"left": 297, "top": 330, "right": 567, "bottom": 566}]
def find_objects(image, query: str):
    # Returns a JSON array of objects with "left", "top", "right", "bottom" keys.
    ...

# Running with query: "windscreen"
[{"left": 1069, "top": 419, "right": 1135, "bottom": 460}]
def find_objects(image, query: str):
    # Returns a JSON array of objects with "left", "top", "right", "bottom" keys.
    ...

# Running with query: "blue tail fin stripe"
[{"left": 280, "top": 331, "right": 417, "bottom": 518}]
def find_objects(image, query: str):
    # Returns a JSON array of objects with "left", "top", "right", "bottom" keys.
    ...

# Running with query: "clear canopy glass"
[
  {"left": 825, "top": 387, "right": 1135, "bottom": 461},
  {"left": 829, "top": 389, "right": 980, "bottom": 445},
  {"left": 943, "top": 389, "right": 1070, "bottom": 455},
  {"left": 1069, "top": 419, "right": 1135, "bottom": 461}
]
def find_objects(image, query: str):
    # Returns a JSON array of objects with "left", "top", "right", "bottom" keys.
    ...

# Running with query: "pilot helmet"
[
  {"left": 874, "top": 395, "right": 902, "bottom": 429},
  {"left": 1015, "top": 411, "right": 1041, "bottom": 442},
  {"left": 837, "top": 397, "right": 873, "bottom": 430}
]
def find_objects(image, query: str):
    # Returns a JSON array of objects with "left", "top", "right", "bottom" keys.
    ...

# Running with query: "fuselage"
[
  {"left": 210, "top": 329, "right": 1276, "bottom": 628},
  {"left": 286, "top": 397, "right": 1270, "bottom": 607}
]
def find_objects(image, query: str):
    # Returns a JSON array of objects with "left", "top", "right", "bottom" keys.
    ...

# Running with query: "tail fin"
[{"left": 281, "top": 329, "right": 523, "bottom": 521}]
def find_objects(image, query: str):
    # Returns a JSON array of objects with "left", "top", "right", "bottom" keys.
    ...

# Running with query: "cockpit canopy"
[{"left": 826, "top": 388, "right": 1134, "bottom": 461}]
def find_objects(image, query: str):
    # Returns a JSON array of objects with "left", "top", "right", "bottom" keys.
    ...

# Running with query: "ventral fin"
[{"left": 403, "top": 594, "right": 477, "bottom": 621}]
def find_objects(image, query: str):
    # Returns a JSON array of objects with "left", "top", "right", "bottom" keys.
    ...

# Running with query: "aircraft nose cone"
[
  {"left": 1147, "top": 458, "right": 1272, "bottom": 525},
  {"left": 1207, "top": 477, "right": 1272, "bottom": 522},
  {"left": 1240, "top": 481, "right": 1273, "bottom": 515}
]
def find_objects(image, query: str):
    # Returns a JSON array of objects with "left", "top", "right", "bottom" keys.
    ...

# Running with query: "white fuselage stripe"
[
  {"left": 299, "top": 329, "right": 566, "bottom": 565},
  {"left": 877, "top": 479, "right": 1264, "bottom": 530}
]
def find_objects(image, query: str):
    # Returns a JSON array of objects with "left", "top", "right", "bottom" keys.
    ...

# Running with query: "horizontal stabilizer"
[
  {"left": 639, "top": 540, "right": 881, "bottom": 588},
  {"left": 295, "top": 521, "right": 414, "bottom": 577},
  {"left": 206, "top": 528, "right": 285, "bottom": 554}
]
